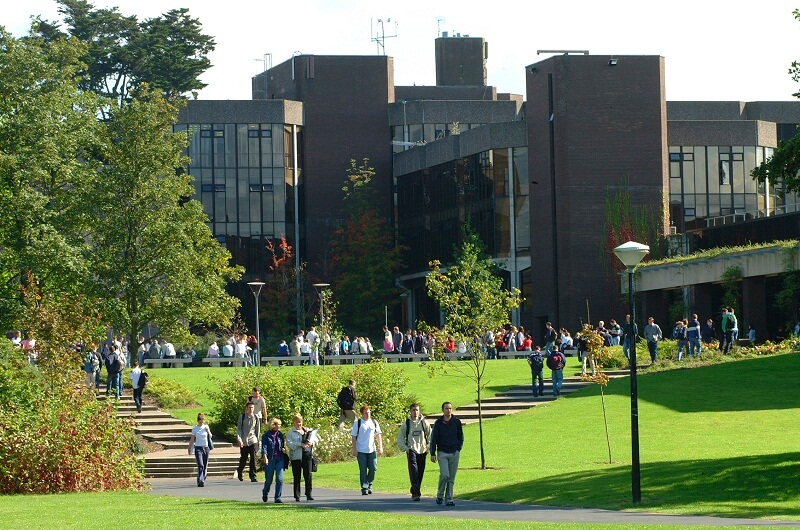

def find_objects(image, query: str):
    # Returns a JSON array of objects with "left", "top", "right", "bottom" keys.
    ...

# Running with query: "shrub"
[
  {"left": 0, "top": 339, "right": 144, "bottom": 493},
  {"left": 143, "top": 374, "right": 199, "bottom": 409},
  {"left": 210, "top": 362, "right": 411, "bottom": 435}
]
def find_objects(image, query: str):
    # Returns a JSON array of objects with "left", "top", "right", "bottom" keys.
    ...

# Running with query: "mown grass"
[
  {"left": 136, "top": 352, "right": 800, "bottom": 520},
  {"left": 0, "top": 491, "right": 784, "bottom": 530}
]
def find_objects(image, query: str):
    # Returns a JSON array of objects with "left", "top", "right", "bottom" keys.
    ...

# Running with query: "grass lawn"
[
  {"left": 140, "top": 353, "right": 800, "bottom": 520},
  {"left": 0, "top": 491, "right": 782, "bottom": 530}
]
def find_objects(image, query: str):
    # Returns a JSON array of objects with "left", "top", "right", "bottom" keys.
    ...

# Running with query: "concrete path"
[{"left": 148, "top": 478, "right": 800, "bottom": 527}]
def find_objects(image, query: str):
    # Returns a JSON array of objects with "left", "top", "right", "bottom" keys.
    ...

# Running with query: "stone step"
[
  {"left": 135, "top": 424, "right": 193, "bottom": 433},
  {"left": 144, "top": 455, "right": 241, "bottom": 465},
  {"left": 456, "top": 400, "right": 553, "bottom": 411},
  {"left": 145, "top": 470, "right": 235, "bottom": 479}
]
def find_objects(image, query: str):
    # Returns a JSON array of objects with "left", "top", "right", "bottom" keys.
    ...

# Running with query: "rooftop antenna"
[
  {"left": 436, "top": 16, "right": 445, "bottom": 37},
  {"left": 253, "top": 53, "right": 272, "bottom": 98},
  {"left": 371, "top": 18, "right": 398, "bottom": 55}
]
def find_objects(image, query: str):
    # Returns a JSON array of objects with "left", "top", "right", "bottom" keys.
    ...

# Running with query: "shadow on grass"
[
  {"left": 598, "top": 353, "right": 800, "bottom": 413},
  {"left": 464, "top": 451, "right": 800, "bottom": 519}
]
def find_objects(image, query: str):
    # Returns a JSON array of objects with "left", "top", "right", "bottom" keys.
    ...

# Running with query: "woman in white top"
[{"left": 188, "top": 412, "right": 213, "bottom": 487}]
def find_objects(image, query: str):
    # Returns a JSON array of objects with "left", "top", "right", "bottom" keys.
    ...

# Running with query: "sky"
[{"left": 4, "top": 0, "right": 800, "bottom": 102}]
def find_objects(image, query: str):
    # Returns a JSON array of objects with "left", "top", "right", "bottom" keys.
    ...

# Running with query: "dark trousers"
[
  {"left": 406, "top": 450, "right": 427, "bottom": 497},
  {"left": 723, "top": 330, "right": 734, "bottom": 354},
  {"left": 133, "top": 386, "right": 143, "bottom": 410},
  {"left": 530, "top": 369, "right": 544, "bottom": 396},
  {"left": 291, "top": 453, "right": 313, "bottom": 499},
  {"left": 238, "top": 443, "right": 257, "bottom": 479}
]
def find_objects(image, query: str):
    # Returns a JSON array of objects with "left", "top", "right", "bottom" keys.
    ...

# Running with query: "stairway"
[
  {"left": 425, "top": 370, "right": 629, "bottom": 425},
  {"left": 102, "top": 387, "right": 241, "bottom": 479}
]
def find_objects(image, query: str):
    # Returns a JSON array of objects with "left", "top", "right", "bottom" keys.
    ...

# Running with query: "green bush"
[
  {"left": 143, "top": 373, "right": 199, "bottom": 409},
  {"left": 210, "top": 361, "right": 411, "bottom": 436},
  {"left": 0, "top": 339, "right": 144, "bottom": 493}
]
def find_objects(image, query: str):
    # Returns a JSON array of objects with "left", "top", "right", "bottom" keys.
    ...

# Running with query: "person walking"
[
  {"left": 351, "top": 405, "right": 383, "bottom": 495},
  {"left": 130, "top": 361, "right": 144, "bottom": 413},
  {"left": 396, "top": 403, "right": 432, "bottom": 501},
  {"left": 249, "top": 387, "right": 268, "bottom": 428},
  {"left": 687, "top": 313, "right": 702, "bottom": 356},
  {"left": 546, "top": 348, "right": 566, "bottom": 397},
  {"left": 337, "top": 379, "right": 357, "bottom": 429},
  {"left": 188, "top": 413, "right": 213, "bottom": 487},
  {"left": 236, "top": 402, "right": 261, "bottom": 482},
  {"left": 527, "top": 346, "right": 545, "bottom": 397},
  {"left": 286, "top": 414, "right": 315, "bottom": 501},
  {"left": 543, "top": 322, "right": 558, "bottom": 353},
  {"left": 644, "top": 316, "right": 663, "bottom": 364},
  {"left": 430, "top": 402, "right": 463, "bottom": 507},
  {"left": 621, "top": 314, "right": 638, "bottom": 365},
  {"left": 261, "top": 417, "right": 286, "bottom": 503}
]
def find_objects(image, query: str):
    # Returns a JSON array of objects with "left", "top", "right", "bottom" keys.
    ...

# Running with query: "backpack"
[
  {"left": 727, "top": 314, "right": 737, "bottom": 331},
  {"left": 337, "top": 386, "right": 355, "bottom": 409},
  {"left": 140, "top": 371, "right": 149, "bottom": 389},
  {"left": 547, "top": 352, "right": 565, "bottom": 371},
  {"left": 528, "top": 352, "right": 544, "bottom": 372},
  {"left": 404, "top": 418, "right": 428, "bottom": 446}
]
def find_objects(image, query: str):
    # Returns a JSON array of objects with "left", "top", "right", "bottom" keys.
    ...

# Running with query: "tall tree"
[
  {"left": 330, "top": 158, "right": 402, "bottom": 336},
  {"left": 0, "top": 28, "right": 100, "bottom": 329},
  {"left": 77, "top": 88, "right": 242, "bottom": 342},
  {"left": 752, "top": 9, "right": 800, "bottom": 192},
  {"left": 37, "top": 0, "right": 215, "bottom": 104},
  {"left": 425, "top": 229, "right": 521, "bottom": 469}
]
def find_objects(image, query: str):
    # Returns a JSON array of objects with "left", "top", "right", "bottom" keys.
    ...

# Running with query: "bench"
[
  {"left": 203, "top": 357, "right": 249, "bottom": 367},
  {"left": 497, "top": 350, "right": 528, "bottom": 359},
  {"left": 260, "top": 356, "right": 304, "bottom": 367},
  {"left": 143, "top": 357, "right": 193, "bottom": 368},
  {"left": 379, "top": 353, "right": 429, "bottom": 362}
]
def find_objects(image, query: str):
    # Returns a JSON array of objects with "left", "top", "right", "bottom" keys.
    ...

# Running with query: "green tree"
[
  {"left": 331, "top": 158, "right": 402, "bottom": 336},
  {"left": 37, "top": 0, "right": 215, "bottom": 104},
  {"left": 77, "top": 88, "right": 242, "bottom": 343},
  {"left": 0, "top": 28, "right": 100, "bottom": 329},
  {"left": 752, "top": 10, "right": 800, "bottom": 192},
  {"left": 425, "top": 229, "right": 521, "bottom": 469}
]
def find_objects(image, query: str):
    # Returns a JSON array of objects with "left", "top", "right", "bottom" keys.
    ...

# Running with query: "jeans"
[
  {"left": 622, "top": 337, "right": 631, "bottom": 360},
  {"left": 238, "top": 444, "right": 257, "bottom": 480},
  {"left": 291, "top": 453, "right": 313, "bottom": 499},
  {"left": 647, "top": 340, "right": 658, "bottom": 362},
  {"left": 436, "top": 450, "right": 460, "bottom": 502},
  {"left": 263, "top": 455, "right": 285, "bottom": 501},
  {"left": 688, "top": 337, "right": 701, "bottom": 356},
  {"left": 551, "top": 369, "right": 563, "bottom": 397},
  {"left": 544, "top": 341, "right": 555, "bottom": 353},
  {"left": 194, "top": 446, "right": 209, "bottom": 484},
  {"left": 115, "top": 372, "right": 123, "bottom": 397},
  {"left": 677, "top": 340, "right": 687, "bottom": 361},
  {"left": 406, "top": 451, "right": 427, "bottom": 497},
  {"left": 133, "top": 386, "right": 143, "bottom": 410},
  {"left": 530, "top": 368, "right": 544, "bottom": 397},
  {"left": 357, "top": 451, "right": 378, "bottom": 490}
]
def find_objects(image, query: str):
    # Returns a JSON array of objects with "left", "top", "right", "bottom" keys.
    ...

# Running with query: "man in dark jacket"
[{"left": 430, "top": 402, "right": 463, "bottom": 507}]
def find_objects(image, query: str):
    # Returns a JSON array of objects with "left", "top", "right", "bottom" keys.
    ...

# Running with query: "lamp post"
[
  {"left": 247, "top": 281, "right": 265, "bottom": 367},
  {"left": 613, "top": 241, "right": 649, "bottom": 504},
  {"left": 312, "top": 283, "right": 330, "bottom": 366}
]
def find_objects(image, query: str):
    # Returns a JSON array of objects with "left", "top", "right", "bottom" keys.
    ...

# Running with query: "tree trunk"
[{"left": 477, "top": 381, "right": 485, "bottom": 469}]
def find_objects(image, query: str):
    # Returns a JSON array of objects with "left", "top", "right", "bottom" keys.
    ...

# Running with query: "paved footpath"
[{"left": 149, "top": 479, "right": 800, "bottom": 527}]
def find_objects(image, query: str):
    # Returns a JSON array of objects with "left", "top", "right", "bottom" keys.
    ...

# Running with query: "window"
[
  {"left": 719, "top": 159, "right": 731, "bottom": 185},
  {"left": 216, "top": 235, "right": 226, "bottom": 243},
  {"left": 249, "top": 184, "right": 261, "bottom": 192},
  {"left": 214, "top": 184, "right": 225, "bottom": 192},
  {"left": 201, "top": 184, "right": 212, "bottom": 192},
  {"left": 248, "top": 130, "right": 259, "bottom": 138},
  {"left": 213, "top": 130, "right": 224, "bottom": 138},
  {"left": 261, "top": 129, "right": 272, "bottom": 138},
  {"left": 262, "top": 184, "right": 273, "bottom": 192},
  {"left": 201, "top": 130, "right": 212, "bottom": 137},
  {"left": 669, "top": 153, "right": 681, "bottom": 162}
]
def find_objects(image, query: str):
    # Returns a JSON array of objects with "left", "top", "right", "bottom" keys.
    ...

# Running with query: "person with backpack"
[
  {"left": 351, "top": 405, "right": 383, "bottom": 495},
  {"left": 130, "top": 361, "right": 145, "bottom": 413},
  {"left": 104, "top": 344, "right": 122, "bottom": 398},
  {"left": 546, "top": 348, "right": 566, "bottom": 398},
  {"left": 543, "top": 322, "right": 558, "bottom": 353},
  {"left": 83, "top": 346, "right": 99, "bottom": 389},
  {"left": 236, "top": 402, "right": 261, "bottom": 482},
  {"left": 396, "top": 403, "right": 432, "bottom": 501},
  {"left": 527, "top": 346, "right": 545, "bottom": 397},
  {"left": 723, "top": 307, "right": 737, "bottom": 355},
  {"left": 337, "top": 380, "right": 357, "bottom": 430}
]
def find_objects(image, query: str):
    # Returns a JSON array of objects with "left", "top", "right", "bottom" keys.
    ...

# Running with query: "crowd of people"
[{"left": 186, "top": 382, "right": 464, "bottom": 507}]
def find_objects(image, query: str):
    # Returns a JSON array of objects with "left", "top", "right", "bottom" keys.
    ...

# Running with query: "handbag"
[
  {"left": 311, "top": 456, "right": 319, "bottom": 473},
  {"left": 207, "top": 426, "right": 214, "bottom": 451}
]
